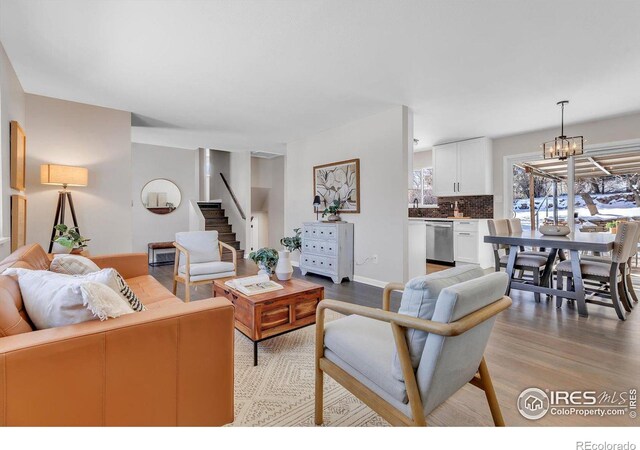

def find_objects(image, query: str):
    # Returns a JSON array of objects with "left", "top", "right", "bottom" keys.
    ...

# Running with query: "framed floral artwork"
[{"left": 313, "top": 158, "right": 360, "bottom": 213}]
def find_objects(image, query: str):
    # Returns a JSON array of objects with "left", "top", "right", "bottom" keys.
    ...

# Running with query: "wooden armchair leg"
[
  {"left": 315, "top": 366, "right": 324, "bottom": 425},
  {"left": 315, "top": 306, "right": 326, "bottom": 425},
  {"left": 478, "top": 357, "right": 505, "bottom": 427},
  {"left": 184, "top": 281, "right": 191, "bottom": 303}
]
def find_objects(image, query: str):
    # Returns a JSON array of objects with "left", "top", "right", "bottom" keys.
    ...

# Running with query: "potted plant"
[
  {"left": 605, "top": 221, "right": 618, "bottom": 234},
  {"left": 249, "top": 248, "right": 279, "bottom": 276},
  {"left": 52, "top": 224, "right": 90, "bottom": 254},
  {"left": 276, "top": 228, "right": 301, "bottom": 280},
  {"left": 322, "top": 200, "right": 343, "bottom": 222}
]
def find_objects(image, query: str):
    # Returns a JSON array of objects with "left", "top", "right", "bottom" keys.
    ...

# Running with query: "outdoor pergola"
[{"left": 515, "top": 151, "right": 640, "bottom": 228}]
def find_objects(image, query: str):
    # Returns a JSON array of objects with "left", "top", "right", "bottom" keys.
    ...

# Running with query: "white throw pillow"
[
  {"left": 80, "top": 268, "right": 145, "bottom": 312},
  {"left": 1, "top": 268, "right": 134, "bottom": 329},
  {"left": 50, "top": 254, "right": 101, "bottom": 275}
]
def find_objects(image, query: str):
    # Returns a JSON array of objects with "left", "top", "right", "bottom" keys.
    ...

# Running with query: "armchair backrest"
[
  {"left": 175, "top": 231, "right": 221, "bottom": 265},
  {"left": 415, "top": 271, "right": 508, "bottom": 415}
]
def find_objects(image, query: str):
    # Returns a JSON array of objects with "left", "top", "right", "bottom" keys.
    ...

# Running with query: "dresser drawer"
[
  {"left": 300, "top": 255, "right": 337, "bottom": 275},
  {"left": 315, "top": 225, "right": 337, "bottom": 240},
  {"left": 302, "top": 239, "right": 337, "bottom": 256}
]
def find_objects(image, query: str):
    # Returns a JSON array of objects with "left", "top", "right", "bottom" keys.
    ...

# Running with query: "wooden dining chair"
[
  {"left": 488, "top": 219, "right": 548, "bottom": 302},
  {"left": 555, "top": 221, "right": 639, "bottom": 320}
]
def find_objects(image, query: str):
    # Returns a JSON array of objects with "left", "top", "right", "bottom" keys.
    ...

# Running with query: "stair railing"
[{"left": 219, "top": 173, "right": 247, "bottom": 220}]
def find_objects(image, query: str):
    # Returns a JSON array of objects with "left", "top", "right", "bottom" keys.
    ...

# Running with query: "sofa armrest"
[
  {"left": 0, "top": 298, "right": 234, "bottom": 426},
  {"left": 90, "top": 253, "right": 149, "bottom": 278}
]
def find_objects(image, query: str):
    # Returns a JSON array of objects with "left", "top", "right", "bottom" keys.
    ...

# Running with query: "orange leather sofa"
[{"left": 0, "top": 244, "right": 234, "bottom": 426}]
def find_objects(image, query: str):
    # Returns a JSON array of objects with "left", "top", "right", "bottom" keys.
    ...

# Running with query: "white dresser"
[{"left": 300, "top": 222, "right": 354, "bottom": 284}]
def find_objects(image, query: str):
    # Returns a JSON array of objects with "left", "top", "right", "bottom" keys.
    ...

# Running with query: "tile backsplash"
[{"left": 408, "top": 195, "right": 494, "bottom": 219}]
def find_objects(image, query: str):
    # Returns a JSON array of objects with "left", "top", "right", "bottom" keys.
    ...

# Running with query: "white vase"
[
  {"left": 51, "top": 242, "right": 72, "bottom": 254},
  {"left": 275, "top": 250, "right": 293, "bottom": 281}
]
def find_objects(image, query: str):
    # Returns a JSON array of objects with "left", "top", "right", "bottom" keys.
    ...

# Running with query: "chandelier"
[{"left": 542, "top": 100, "right": 583, "bottom": 160}]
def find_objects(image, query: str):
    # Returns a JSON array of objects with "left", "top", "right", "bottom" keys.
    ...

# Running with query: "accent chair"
[
  {"left": 173, "top": 230, "right": 237, "bottom": 302},
  {"left": 315, "top": 268, "right": 512, "bottom": 426}
]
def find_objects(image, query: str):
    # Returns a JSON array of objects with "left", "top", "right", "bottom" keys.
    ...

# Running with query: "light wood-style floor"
[{"left": 150, "top": 260, "right": 639, "bottom": 426}]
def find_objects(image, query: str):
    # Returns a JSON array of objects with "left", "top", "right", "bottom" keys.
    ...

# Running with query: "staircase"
[{"left": 197, "top": 202, "right": 245, "bottom": 261}]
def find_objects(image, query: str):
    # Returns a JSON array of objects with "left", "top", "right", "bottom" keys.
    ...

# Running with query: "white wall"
[
  {"left": 413, "top": 149, "right": 432, "bottom": 170},
  {"left": 286, "top": 105, "right": 411, "bottom": 284},
  {"left": 251, "top": 156, "right": 285, "bottom": 250},
  {"left": 131, "top": 143, "right": 198, "bottom": 252},
  {"left": 0, "top": 41, "right": 26, "bottom": 258},
  {"left": 493, "top": 112, "right": 640, "bottom": 217},
  {"left": 229, "top": 151, "right": 251, "bottom": 252},
  {"left": 210, "top": 150, "right": 251, "bottom": 253},
  {"left": 25, "top": 94, "right": 132, "bottom": 255}
]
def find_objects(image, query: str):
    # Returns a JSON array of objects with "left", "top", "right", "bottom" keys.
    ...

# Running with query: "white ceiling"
[{"left": 2, "top": 0, "right": 640, "bottom": 153}]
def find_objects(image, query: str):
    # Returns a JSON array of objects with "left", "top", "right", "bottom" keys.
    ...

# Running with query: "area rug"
[{"left": 229, "top": 310, "right": 389, "bottom": 427}]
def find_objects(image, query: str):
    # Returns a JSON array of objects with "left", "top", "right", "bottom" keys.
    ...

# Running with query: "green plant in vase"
[
  {"left": 249, "top": 247, "right": 279, "bottom": 276},
  {"left": 52, "top": 224, "right": 90, "bottom": 254},
  {"left": 322, "top": 200, "right": 343, "bottom": 222},
  {"left": 280, "top": 228, "right": 301, "bottom": 252}
]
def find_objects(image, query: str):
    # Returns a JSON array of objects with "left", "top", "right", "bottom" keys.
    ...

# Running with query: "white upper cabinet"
[
  {"left": 432, "top": 137, "right": 493, "bottom": 197},
  {"left": 432, "top": 142, "right": 458, "bottom": 196}
]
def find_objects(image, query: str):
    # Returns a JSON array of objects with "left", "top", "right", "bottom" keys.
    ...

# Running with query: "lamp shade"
[
  {"left": 40, "top": 164, "right": 88, "bottom": 187},
  {"left": 313, "top": 195, "right": 321, "bottom": 206}
]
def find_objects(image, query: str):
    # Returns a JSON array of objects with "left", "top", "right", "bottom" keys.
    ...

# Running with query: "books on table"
[{"left": 224, "top": 274, "right": 284, "bottom": 296}]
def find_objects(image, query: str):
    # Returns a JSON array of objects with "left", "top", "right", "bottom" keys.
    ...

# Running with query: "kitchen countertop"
[{"left": 408, "top": 217, "right": 489, "bottom": 222}]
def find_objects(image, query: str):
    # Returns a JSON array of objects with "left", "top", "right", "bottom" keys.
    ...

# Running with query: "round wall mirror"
[{"left": 141, "top": 178, "right": 181, "bottom": 215}]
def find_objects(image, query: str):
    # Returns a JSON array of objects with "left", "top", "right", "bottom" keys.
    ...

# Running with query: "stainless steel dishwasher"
[{"left": 425, "top": 220, "right": 454, "bottom": 264}]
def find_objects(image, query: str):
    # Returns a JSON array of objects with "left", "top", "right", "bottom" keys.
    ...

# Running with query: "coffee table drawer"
[{"left": 260, "top": 305, "right": 289, "bottom": 331}]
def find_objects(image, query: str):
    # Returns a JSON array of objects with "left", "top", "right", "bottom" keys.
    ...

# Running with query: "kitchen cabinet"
[
  {"left": 407, "top": 220, "right": 427, "bottom": 280},
  {"left": 431, "top": 142, "right": 458, "bottom": 196},
  {"left": 454, "top": 231, "right": 479, "bottom": 263},
  {"left": 453, "top": 220, "right": 494, "bottom": 268},
  {"left": 432, "top": 137, "right": 493, "bottom": 196}
]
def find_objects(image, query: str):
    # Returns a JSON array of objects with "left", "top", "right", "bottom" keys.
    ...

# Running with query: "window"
[{"left": 408, "top": 167, "right": 437, "bottom": 206}]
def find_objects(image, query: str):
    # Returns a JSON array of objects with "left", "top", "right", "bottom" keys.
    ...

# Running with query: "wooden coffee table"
[{"left": 213, "top": 277, "right": 324, "bottom": 366}]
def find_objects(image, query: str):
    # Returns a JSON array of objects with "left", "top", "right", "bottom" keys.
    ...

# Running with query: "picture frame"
[
  {"left": 10, "top": 121, "right": 26, "bottom": 191},
  {"left": 313, "top": 158, "right": 360, "bottom": 213},
  {"left": 11, "top": 195, "right": 27, "bottom": 252}
]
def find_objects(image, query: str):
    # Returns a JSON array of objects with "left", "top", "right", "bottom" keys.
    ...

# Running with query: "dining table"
[{"left": 483, "top": 229, "right": 616, "bottom": 317}]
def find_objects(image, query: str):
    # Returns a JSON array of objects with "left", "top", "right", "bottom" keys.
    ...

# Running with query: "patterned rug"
[{"left": 229, "top": 310, "right": 389, "bottom": 427}]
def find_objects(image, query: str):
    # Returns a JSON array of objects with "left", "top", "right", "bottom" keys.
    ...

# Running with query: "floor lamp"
[{"left": 41, "top": 164, "right": 88, "bottom": 253}]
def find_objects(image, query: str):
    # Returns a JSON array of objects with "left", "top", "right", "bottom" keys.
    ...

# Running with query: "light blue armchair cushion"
[
  {"left": 391, "top": 265, "right": 485, "bottom": 381},
  {"left": 324, "top": 314, "right": 408, "bottom": 403},
  {"left": 417, "top": 272, "right": 508, "bottom": 414}
]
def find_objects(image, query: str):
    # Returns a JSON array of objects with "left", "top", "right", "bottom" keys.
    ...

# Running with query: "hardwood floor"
[{"left": 150, "top": 260, "right": 639, "bottom": 426}]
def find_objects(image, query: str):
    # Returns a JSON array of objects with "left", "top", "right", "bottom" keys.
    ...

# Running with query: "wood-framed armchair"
[
  {"left": 172, "top": 230, "right": 237, "bottom": 302},
  {"left": 315, "top": 272, "right": 512, "bottom": 427}
]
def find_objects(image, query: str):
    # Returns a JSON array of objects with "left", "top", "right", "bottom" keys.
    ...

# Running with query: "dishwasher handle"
[{"left": 426, "top": 223, "right": 453, "bottom": 228}]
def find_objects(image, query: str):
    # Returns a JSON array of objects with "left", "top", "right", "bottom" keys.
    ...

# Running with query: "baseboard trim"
[
  {"left": 292, "top": 261, "right": 388, "bottom": 288},
  {"left": 352, "top": 275, "right": 388, "bottom": 289}
]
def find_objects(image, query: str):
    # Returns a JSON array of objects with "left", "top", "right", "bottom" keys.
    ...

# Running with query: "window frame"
[{"left": 408, "top": 166, "right": 438, "bottom": 208}]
